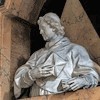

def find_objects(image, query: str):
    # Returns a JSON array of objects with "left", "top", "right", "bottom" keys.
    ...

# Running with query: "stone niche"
[
  {"left": 0, "top": 0, "right": 100, "bottom": 100},
  {"left": 0, "top": 0, "right": 45, "bottom": 100},
  {"left": 0, "top": 13, "right": 30, "bottom": 100}
]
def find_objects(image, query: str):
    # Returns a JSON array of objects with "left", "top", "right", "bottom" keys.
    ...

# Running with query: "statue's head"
[{"left": 37, "top": 12, "right": 65, "bottom": 41}]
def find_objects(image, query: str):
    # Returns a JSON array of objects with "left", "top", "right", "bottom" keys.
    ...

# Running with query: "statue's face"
[{"left": 39, "top": 21, "right": 56, "bottom": 41}]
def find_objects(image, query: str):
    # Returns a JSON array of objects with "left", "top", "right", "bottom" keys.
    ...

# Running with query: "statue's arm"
[
  {"left": 14, "top": 52, "right": 38, "bottom": 98},
  {"left": 14, "top": 48, "right": 53, "bottom": 89},
  {"left": 62, "top": 45, "right": 99, "bottom": 91},
  {"left": 76, "top": 46, "right": 99, "bottom": 87},
  {"left": 14, "top": 52, "right": 37, "bottom": 89}
]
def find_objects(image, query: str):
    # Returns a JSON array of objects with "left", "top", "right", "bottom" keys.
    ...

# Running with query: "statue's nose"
[{"left": 40, "top": 30, "right": 43, "bottom": 34}]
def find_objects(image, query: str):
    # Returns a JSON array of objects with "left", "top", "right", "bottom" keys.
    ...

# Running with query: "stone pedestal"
[{"left": 19, "top": 87, "right": 100, "bottom": 100}]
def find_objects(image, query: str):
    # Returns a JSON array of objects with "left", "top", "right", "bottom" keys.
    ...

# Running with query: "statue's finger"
[
  {"left": 43, "top": 67, "right": 53, "bottom": 71},
  {"left": 62, "top": 83, "right": 70, "bottom": 89},
  {"left": 42, "top": 65, "right": 53, "bottom": 69},
  {"left": 43, "top": 73, "right": 52, "bottom": 77},
  {"left": 71, "top": 85, "right": 80, "bottom": 91},
  {"left": 67, "top": 80, "right": 75, "bottom": 85},
  {"left": 69, "top": 82, "right": 77, "bottom": 88}
]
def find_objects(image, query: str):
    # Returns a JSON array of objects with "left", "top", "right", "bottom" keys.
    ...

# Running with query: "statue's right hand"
[{"left": 30, "top": 66, "right": 53, "bottom": 79}]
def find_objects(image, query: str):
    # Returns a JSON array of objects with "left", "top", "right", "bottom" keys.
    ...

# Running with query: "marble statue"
[{"left": 14, "top": 12, "right": 99, "bottom": 98}]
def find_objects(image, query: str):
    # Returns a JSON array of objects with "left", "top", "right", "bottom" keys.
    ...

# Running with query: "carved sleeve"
[
  {"left": 73, "top": 45, "right": 99, "bottom": 88},
  {"left": 14, "top": 51, "right": 38, "bottom": 89}
]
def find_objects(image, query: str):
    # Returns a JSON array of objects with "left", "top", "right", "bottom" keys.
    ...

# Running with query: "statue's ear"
[{"left": 52, "top": 28, "right": 56, "bottom": 32}]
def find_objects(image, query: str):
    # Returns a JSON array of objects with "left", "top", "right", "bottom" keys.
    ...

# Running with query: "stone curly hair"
[{"left": 38, "top": 12, "right": 65, "bottom": 36}]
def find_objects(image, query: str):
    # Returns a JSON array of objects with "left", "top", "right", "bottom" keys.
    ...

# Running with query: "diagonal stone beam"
[{"left": 61, "top": 0, "right": 100, "bottom": 65}]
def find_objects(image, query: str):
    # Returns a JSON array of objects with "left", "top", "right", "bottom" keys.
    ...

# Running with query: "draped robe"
[{"left": 14, "top": 36, "right": 99, "bottom": 98}]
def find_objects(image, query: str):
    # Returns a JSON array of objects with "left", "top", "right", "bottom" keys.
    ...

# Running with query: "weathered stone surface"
[
  {"left": 61, "top": 0, "right": 100, "bottom": 65},
  {"left": 0, "top": 13, "right": 11, "bottom": 100},
  {"left": 0, "top": 12, "right": 2, "bottom": 100},
  {"left": 19, "top": 87, "right": 100, "bottom": 100},
  {"left": 0, "top": 0, "right": 100, "bottom": 100},
  {"left": 0, "top": 13, "right": 31, "bottom": 100},
  {"left": 0, "top": 0, "right": 46, "bottom": 24},
  {"left": 1, "top": 0, "right": 45, "bottom": 97},
  {"left": 10, "top": 18, "right": 31, "bottom": 100}
]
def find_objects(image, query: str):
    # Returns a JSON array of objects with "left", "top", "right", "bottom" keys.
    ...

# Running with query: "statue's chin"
[{"left": 43, "top": 37, "right": 50, "bottom": 41}]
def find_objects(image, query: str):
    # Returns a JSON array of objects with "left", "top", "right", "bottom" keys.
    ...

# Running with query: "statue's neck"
[{"left": 45, "top": 35, "right": 64, "bottom": 49}]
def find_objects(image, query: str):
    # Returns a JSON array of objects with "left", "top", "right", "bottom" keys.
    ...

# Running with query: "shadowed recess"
[
  {"left": 0, "top": 0, "right": 5, "bottom": 6},
  {"left": 80, "top": 0, "right": 100, "bottom": 37},
  {"left": 30, "top": 0, "right": 66, "bottom": 54}
]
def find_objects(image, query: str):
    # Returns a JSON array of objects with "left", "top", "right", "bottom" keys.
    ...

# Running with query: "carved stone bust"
[{"left": 14, "top": 12, "right": 99, "bottom": 99}]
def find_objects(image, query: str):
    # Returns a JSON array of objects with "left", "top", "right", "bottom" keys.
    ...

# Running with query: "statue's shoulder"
[
  {"left": 71, "top": 43, "right": 88, "bottom": 55},
  {"left": 30, "top": 48, "right": 45, "bottom": 58},
  {"left": 34, "top": 48, "right": 45, "bottom": 54},
  {"left": 73, "top": 43, "right": 85, "bottom": 49}
]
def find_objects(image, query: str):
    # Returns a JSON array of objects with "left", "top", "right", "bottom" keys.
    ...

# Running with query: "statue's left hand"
[{"left": 62, "top": 77, "right": 89, "bottom": 91}]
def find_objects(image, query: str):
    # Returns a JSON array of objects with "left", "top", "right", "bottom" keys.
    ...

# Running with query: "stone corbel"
[{"left": 0, "top": 0, "right": 46, "bottom": 24}]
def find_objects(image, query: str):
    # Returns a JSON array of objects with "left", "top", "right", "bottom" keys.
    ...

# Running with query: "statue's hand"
[
  {"left": 62, "top": 77, "right": 89, "bottom": 91},
  {"left": 30, "top": 65, "right": 53, "bottom": 79}
]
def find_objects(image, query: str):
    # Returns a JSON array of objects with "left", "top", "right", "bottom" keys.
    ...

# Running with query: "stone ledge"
[{"left": 19, "top": 87, "right": 100, "bottom": 100}]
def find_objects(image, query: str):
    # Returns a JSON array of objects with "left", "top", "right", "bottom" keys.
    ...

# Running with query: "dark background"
[
  {"left": 80, "top": 0, "right": 100, "bottom": 37},
  {"left": 30, "top": 0, "right": 100, "bottom": 54},
  {"left": 0, "top": 0, "right": 5, "bottom": 6},
  {"left": 1, "top": 0, "right": 99, "bottom": 53}
]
